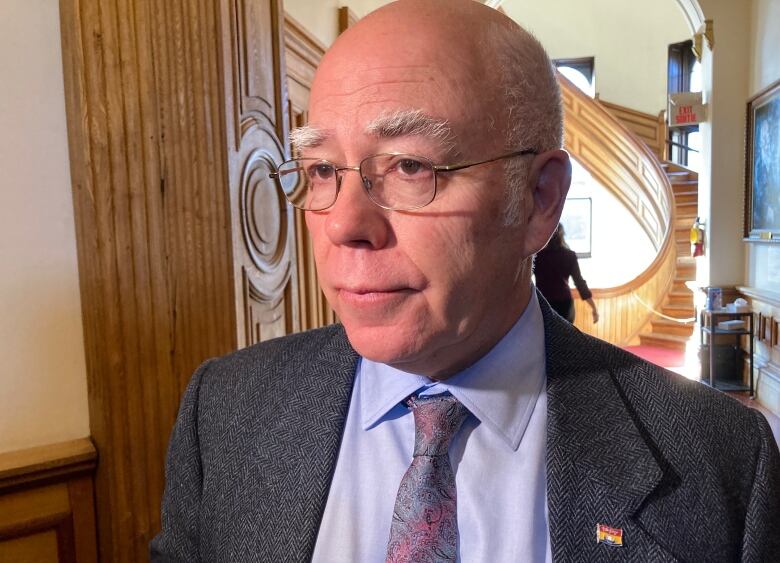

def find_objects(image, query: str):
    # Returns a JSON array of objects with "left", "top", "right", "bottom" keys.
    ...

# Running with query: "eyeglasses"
[{"left": 268, "top": 149, "right": 536, "bottom": 211}]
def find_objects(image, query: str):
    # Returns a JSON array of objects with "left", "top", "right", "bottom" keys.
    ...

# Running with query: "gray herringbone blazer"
[{"left": 150, "top": 298, "right": 780, "bottom": 562}]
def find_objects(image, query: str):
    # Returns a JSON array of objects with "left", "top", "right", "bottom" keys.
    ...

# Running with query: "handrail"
[
  {"left": 631, "top": 292, "right": 695, "bottom": 323},
  {"left": 666, "top": 139, "right": 700, "bottom": 153}
]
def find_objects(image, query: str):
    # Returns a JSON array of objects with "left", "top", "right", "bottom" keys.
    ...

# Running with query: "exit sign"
[{"left": 669, "top": 92, "right": 706, "bottom": 126}]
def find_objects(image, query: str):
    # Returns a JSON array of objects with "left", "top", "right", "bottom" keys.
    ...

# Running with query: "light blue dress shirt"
[{"left": 312, "top": 291, "right": 551, "bottom": 562}]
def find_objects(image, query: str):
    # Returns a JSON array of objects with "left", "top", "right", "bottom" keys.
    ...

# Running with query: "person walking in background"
[{"left": 535, "top": 223, "right": 599, "bottom": 323}]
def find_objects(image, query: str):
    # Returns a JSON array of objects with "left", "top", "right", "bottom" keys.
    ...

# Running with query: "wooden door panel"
[
  {"left": 283, "top": 14, "right": 336, "bottom": 331},
  {"left": 237, "top": 0, "right": 276, "bottom": 117},
  {"left": 236, "top": 136, "right": 298, "bottom": 345},
  {"left": 224, "top": 0, "right": 299, "bottom": 347}
]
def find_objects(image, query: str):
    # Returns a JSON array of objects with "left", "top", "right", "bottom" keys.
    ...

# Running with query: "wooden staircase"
[{"left": 638, "top": 162, "right": 698, "bottom": 350}]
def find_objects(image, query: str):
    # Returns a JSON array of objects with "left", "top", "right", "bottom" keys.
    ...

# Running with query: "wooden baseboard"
[{"left": 0, "top": 438, "right": 98, "bottom": 563}]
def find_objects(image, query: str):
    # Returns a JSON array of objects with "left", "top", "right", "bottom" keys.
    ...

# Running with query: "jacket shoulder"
[{"left": 197, "top": 323, "right": 352, "bottom": 388}]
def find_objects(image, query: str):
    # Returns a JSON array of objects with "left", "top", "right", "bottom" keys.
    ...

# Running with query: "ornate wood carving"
[{"left": 224, "top": 0, "right": 299, "bottom": 347}]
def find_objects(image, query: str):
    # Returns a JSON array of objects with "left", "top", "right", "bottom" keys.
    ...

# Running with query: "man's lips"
[{"left": 337, "top": 287, "right": 418, "bottom": 306}]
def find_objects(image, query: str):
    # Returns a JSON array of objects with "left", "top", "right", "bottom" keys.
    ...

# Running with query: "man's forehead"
[
  {"left": 309, "top": 59, "right": 474, "bottom": 125},
  {"left": 312, "top": 62, "right": 446, "bottom": 105}
]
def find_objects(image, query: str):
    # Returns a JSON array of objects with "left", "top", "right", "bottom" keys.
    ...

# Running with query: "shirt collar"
[{"left": 359, "top": 290, "right": 546, "bottom": 451}]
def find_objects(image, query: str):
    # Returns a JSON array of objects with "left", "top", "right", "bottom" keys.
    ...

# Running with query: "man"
[{"left": 151, "top": 1, "right": 780, "bottom": 561}]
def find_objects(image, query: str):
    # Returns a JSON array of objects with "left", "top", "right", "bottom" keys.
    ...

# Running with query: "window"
[
  {"left": 553, "top": 57, "right": 595, "bottom": 97},
  {"left": 667, "top": 40, "right": 700, "bottom": 170}
]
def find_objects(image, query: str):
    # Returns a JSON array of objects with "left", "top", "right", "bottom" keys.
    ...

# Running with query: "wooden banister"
[{"left": 560, "top": 74, "right": 677, "bottom": 345}]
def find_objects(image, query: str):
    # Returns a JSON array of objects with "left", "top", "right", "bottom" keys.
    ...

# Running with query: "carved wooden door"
[{"left": 221, "top": 0, "right": 300, "bottom": 347}]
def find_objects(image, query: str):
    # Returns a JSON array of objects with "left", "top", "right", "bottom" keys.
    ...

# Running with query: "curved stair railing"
[{"left": 558, "top": 73, "right": 678, "bottom": 345}]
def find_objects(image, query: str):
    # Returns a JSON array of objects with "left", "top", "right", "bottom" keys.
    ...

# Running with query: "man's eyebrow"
[
  {"left": 289, "top": 125, "right": 331, "bottom": 151},
  {"left": 365, "top": 109, "right": 456, "bottom": 152}
]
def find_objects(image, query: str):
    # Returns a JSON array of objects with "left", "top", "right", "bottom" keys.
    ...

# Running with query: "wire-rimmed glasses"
[{"left": 269, "top": 149, "right": 536, "bottom": 211}]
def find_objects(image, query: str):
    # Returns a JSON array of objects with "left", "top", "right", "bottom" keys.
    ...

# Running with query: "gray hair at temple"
[{"left": 486, "top": 19, "right": 564, "bottom": 226}]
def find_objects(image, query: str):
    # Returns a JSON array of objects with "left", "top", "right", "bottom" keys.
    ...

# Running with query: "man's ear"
[{"left": 522, "top": 149, "right": 572, "bottom": 256}]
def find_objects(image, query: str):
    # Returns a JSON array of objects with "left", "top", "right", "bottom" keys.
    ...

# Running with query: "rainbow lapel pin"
[{"left": 596, "top": 523, "right": 624, "bottom": 547}]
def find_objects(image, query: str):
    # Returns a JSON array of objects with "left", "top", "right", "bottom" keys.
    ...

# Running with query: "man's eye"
[
  {"left": 397, "top": 159, "right": 424, "bottom": 176},
  {"left": 308, "top": 163, "right": 335, "bottom": 181}
]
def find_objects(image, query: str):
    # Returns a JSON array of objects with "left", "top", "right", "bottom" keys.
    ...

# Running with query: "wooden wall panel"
[
  {"left": 739, "top": 287, "right": 780, "bottom": 417},
  {"left": 59, "top": 0, "right": 240, "bottom": 560},
  {"left": 598, "top": 98, "right": 668, "bottom": 161},
  {"left": 284, "top": 13, "right": 336, "bottom": 331},
  {"left": 0, "top": 439, "right": 97, "bottom": 563},
  {"left": 572, "top": 244, "right": 677, "bottom": 345}
]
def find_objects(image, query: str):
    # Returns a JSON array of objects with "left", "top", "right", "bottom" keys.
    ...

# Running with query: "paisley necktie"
[{"left": 386, "top": 394, "right": 470, "bottom": 563}]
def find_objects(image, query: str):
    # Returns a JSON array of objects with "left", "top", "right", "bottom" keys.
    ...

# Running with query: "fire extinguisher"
[{"left": 690, "top": 217, "right": 705, "bottom": 257}]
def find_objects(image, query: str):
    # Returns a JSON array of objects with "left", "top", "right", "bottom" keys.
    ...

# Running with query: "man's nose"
[{"left": 323, "top": 169, "right": 390, "bottom": 249}]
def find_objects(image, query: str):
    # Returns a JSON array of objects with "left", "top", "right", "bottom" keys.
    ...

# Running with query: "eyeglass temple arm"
[{"left": 434, "top": 149, "right": 536, "bottom": 172}]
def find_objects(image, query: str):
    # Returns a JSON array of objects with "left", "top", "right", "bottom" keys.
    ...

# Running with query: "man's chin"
[{"left": 341, "top": 322, "right": 424, "bottom": 371}]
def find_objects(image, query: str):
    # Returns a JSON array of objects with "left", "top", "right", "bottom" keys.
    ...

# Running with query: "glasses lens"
[
  {"left": 361, "top": 154, "right": 436, "bottom": 210},
  {"left": 276, "top": 159, "right": 338, "bottom": 210}
]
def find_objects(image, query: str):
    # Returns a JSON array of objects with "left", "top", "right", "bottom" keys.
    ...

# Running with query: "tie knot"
[{"left": 407, "top": 394, "right": 469, "bottom": 457}]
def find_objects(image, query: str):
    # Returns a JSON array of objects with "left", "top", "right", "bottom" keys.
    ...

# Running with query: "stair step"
[
  {"left": 676, "top": 266, "right": 696, "bottom": 281},
  {"left": 651, "top": 318, "right": 695, "bottom": 337},
  {"left": 675, "top": 216, "right": 697, "bottom": 230},
  {"left": 662, "top": 160, "right": 698, "bottom": 173},
  {"left": 638, "top": 332, "right": 689, "bottom": 351},
  {"left": 667, "top": 172, "right": 695, "bottom": 183},
  {"left": 675, "top": 192, "right": 698, "bottom": 205},
  {"left": 670, "top": 179, "right": 699, "bottom": 187},
  {"left": 677, "top": 208, "right": 698, "bottom": 221},
  {"left": 668, "top": 289, "right": 693, "bottom": 305},
  {"left": 673, "top": 183, "right": 698, "bottom": 195},
  {"left": 676, "top": 243, "right": 692, "bottom": 258},
  {"left": 676, "top": 200, "right": 698, "bottom": 211},
  {"left": 662, "top": 303, "right": 696, "bottom": 318},
  {"left": 673, "top": 279, "right": 695, "bottom": 292},
  {"left": 677, "top": 255, "right": 696, "bottom": 267},
  {"left": 676, "top": 270, "right": 696, "bottom": 282},
  {"left": 675, "top": 229, "right": 692, "bottom": 244}
]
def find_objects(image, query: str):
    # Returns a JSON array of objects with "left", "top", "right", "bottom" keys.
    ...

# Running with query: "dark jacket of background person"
[
  {"left": 534, "top": 224, "right": 597, "bottom": 323},
  {"left": 535, "top": 244, "right": 592, "bottom": 302}
]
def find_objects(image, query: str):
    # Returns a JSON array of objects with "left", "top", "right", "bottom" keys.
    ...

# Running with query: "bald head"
[
  {"left": 305, "top": 0, "right": 562, "bottom": 223},
  {"left": 320, "top": 0, "right": 561, "bottom": 144}
]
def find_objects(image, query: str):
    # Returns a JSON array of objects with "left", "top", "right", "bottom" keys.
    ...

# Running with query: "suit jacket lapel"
[{"left": 541, "top": 297, "right": 679, "bottom": 561}]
